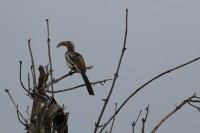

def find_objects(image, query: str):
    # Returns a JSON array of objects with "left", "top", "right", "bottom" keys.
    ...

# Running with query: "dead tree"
[
  {"left": 5, "top": 19, "right": 111, "bottom": 133},
  {"left": 5, "top": 9, "right": 200, "bottom": 133},
  {"left": 5, "top": 38, "right": 69, "bottom": 133}
]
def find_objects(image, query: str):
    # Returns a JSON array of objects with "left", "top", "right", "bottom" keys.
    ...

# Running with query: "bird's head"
[{"left": 57, "top": 41, "right": 75, "bottom": 51}]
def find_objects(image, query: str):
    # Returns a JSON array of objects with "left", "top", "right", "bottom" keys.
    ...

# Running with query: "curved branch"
[
  {"left": 188, "top": 96, "right": 200, "bottom": 112},
  {"left": 47, "top": 78, "right": 112, "bottom": 93},
  {"left": 150, "top": 94, "right": 196, "bottom": 133},
  {"left": 5, "top": 89, "right": 27, "bottom": 127},
  {"left": 19, "top": 61, "right": 29, "bottom": 94},
  {"left": 16, "top": 105, "right": 27, "bottom": 128},
  {"left": 100, "top": 56, "right": 200, "bottom": 132}
]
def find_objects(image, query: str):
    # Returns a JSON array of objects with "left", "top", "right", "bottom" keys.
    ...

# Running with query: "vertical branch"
[
  {"left": 28, "top": 40, "right": 42, "bottom": 121},
  {"left": 46, "top": 19, "right": 54, "bottom": 98},
  {"left": 132, "top": 123, "right": 134, "bottom": 133},
  {"left": 28, "top": 39, "right": 37, "bottom": 90},
  {"left": 94, "top": 8, "right": 128, "bottom": 133},
  {"left": 141, "top": 105, "right": 149, "bottom": 133},
  {"left": 28, "top": 73, "right": 31, "bottom": 92}
]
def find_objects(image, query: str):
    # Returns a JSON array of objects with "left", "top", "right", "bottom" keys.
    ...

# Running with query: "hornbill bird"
[{"left": 57, "top": 41, "right": 94, "bottom": 95}]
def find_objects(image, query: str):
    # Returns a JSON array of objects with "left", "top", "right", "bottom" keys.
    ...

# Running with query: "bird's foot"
[{"left": 68, "top": 69, "right": 75, "bottom": 75}]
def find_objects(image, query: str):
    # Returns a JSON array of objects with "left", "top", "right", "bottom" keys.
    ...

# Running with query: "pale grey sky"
[{"left": 1, "top": 0, "right": 200, "bottom": 133}]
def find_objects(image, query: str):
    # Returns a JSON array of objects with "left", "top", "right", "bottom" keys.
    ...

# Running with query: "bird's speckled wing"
[{"left": 73, "top": 53, "right": 86, "bottom": 73}]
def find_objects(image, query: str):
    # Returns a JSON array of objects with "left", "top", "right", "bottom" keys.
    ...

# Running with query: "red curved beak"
[
  {"left": 57, "top": 43, "right": 63, "bottom": 48},
  {"left": 57, "top": 41, "right": 68, "bottom": 48}
]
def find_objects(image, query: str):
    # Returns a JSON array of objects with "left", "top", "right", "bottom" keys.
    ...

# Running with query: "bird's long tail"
[{"left": 81, "top": 73, "right": 94, "bottom": 95}]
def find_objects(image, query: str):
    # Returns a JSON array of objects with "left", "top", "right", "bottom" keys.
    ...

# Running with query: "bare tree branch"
[
  {"left": 26, "top": 106, "right": 31, "bottom": 117},
  {"left": 5, "top": 89, "right": 27, "bottom": 127},
  {"left": 19, "top": 61, "right": 29, "bottom": 94},
  {"left": 46, "top": 19, "right": 54, "bottom": 98},
  {"left": 188, "top": 102, "right": 200, "bottom": 111},
  {"left": 150, "top": 94, "right": 196, "bottom": 133},
  {"left": 188, "top": 96, "right": 200, "bottom": 111},
  {"left": 94, "top": 8, "right": 128, "bottom": 133},
  {"left": 190, "top": 100, "right": 200, "bottom": 103},
  {"left": 28, "top": 73, "right": 31, "bottom": 92},
  {"left": 47, "top": 78, "right": 112, "bottom": 93},
  {"left": 46, "top": 66, "right": 93, "bottom": 88},
  {"left": 109, "top": 103, "right": 117, "bottom": 133},
  {"left": 141, "top": 105, "right": 149, "bottom": 133},
  {"left": 131, "top": 110, "right": 142, "bottom": 133},
  {"left": 99, "top": 56, "right": 200, "bottom": 132},
  {"left": 16, "top": 105, "right": 27, "bottom": 127},
  {"left": 28, "top": 39, "right": 37, "bottom": 90}
]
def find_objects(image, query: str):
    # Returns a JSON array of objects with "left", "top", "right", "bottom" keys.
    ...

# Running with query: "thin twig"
[
  {"left": 109, "top": 103, "right": 117, "bottom": 133},
  {"left": 190, "top": 100, "right": 200, "bottom": 103},
  {"left": 96, "top": 123, "right": 107, "bottom": 128},
  {"left": 19, "top": 61, "right": 29, "bottom": 94},
  {"left": 28, "top": 73, "right": 31, "bottom": 92},
  {"left": 28, "top": 39, "right": 37, "bottom": 90},
  {"left": 99, "top": 56, "right": 200, "bottom": 132},
  {"left": 16, "top": 105, "right": 27, "bottom": 127},
  {"left": 141, "top": 105, "right": 149, "bottom": 133},
  {"left": 47, "top": 78, "right": 112, "bottom": 93},
  {"left": 26, "top": 106, "right": 31, "bottom": 117},
  {"left": 188, "top": 101, "right": 200, "bottom": 112},
  {"left": 94, "top": 8, "right": 128, "bottom": 133},
  {"left": 5, "top": 89, "right": 27, "bottom": 126},
  {"left": 46, "top": 71, "right": 76, "bottom": 88},
  {"left": 150, "top": 94, "right": 196, "bottom": 133},
  {"left": 30, "top": 65, "right": 34, "bottom": 89},
  {"left": 131, "top": 110, "right": 142, "bottom": 133},
  {"left": 46, "top": 19, "right": 54, "bottom": 98},
  {"left": 46, "top": 66, "right": 93, "bottom": 88}
]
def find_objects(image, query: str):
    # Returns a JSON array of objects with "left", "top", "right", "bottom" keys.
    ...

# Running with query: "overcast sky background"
[{"left": 1, "top": 0, "right": 200, "bottom": 133}]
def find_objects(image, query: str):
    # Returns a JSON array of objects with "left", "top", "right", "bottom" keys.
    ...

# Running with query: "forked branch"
[
  {"left": 141, "top": 105, "right": 150, "bottom": 133},
  {"left": 94, "top": 8, "right": 128, "bottom": 133},
  {"left": 150, "top": 94, "right": 198, "bottom": 133},
  {"left": 131, "top": 110, "right": 142, "bottom": 133},
  {"left": 5, "top": 89, "right": 27, "bottom": 128},
  {"left": 100, "top": 57, "right": 200, "bottom": 132}
]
